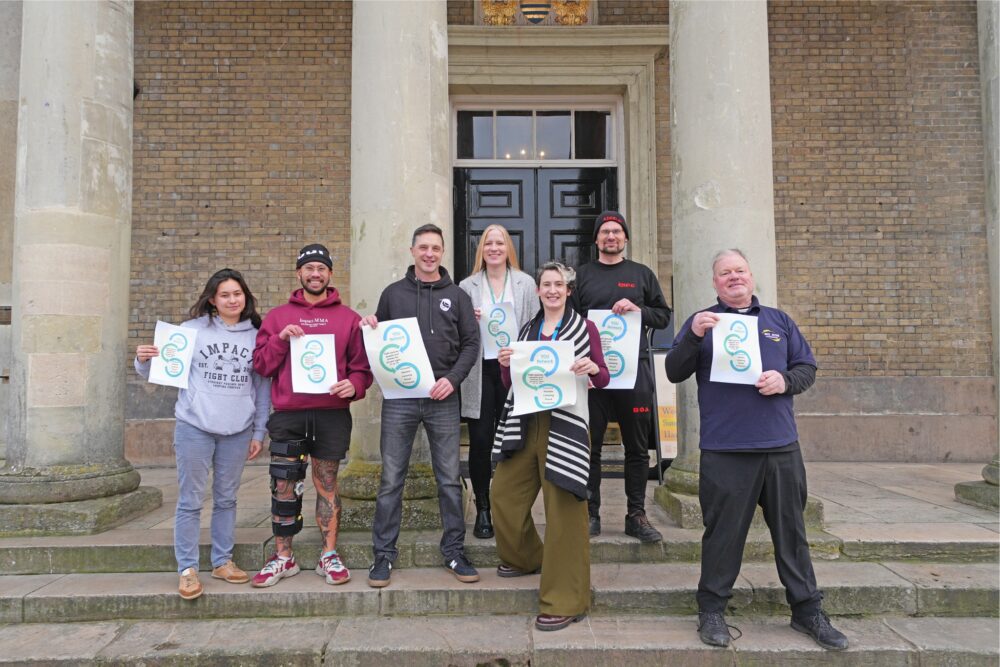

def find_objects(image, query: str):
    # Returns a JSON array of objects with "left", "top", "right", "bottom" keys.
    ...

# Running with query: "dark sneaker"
[
  {"left": 535, "top": 613, "right": 586, "bottom": 631},
  {"left": 473, "top": 507, "right": 494, "bottom": 539},
  {"left": 791, "top": 611, "right": 849, "bottom": 650},
  {"left": 588, "top": 515, "right": 601, "bottom": 537},
  {"left": 625, "top": 511, "right": 663, "bottom": 543},
  {"left": 497, "top": 563, "right": 540, "bottom": 578},
  {"left": 367, "top": 554, "right": 392, "bottom": 588},
  {"left": 698, "top": 611, "right": 732, "bottom": 647},
  {"left": 445, "top": 553, "right": 480, "bottom": 583}
]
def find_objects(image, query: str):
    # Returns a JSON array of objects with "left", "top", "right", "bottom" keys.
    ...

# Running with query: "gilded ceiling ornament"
[
  {"left": 553, "top": 0, "right": 590, "bottom": 25},
  {"left": 481, "top": 0, "right": 518, "bottom": 26}
]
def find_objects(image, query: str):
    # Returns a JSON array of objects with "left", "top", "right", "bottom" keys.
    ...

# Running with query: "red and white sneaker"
[
  {"left": 251, "top": 554, "right": 300, "bottom": 588},
  {"left": 316, "top": 550, "right": 351, "bottom": 585}
]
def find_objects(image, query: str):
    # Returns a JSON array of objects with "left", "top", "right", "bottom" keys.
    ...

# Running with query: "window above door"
[{"left": 452, "top": 99, "right": 619, "bottom": 167}]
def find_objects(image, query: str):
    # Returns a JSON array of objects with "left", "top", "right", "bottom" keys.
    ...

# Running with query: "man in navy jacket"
[{"left": 667, "top": 249, "right": 847, "bottom": 651}]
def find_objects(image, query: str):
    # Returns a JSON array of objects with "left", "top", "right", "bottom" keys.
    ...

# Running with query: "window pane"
[
  {"left": 575, "top": 111, "right": 610, "bottom": 159},
  {"left": 536, "top": 111, "right": 571, "bottom": 160},
  {"left": 496, "top": 111, "right": 532, "bottom": 160},
  {"left": 457, "top": 111, "right": 493, "bottom": 159}
]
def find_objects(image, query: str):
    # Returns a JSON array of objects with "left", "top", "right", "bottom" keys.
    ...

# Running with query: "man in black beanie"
[{"left": 569, "top": 211, "right": 672, "bottom": 542}]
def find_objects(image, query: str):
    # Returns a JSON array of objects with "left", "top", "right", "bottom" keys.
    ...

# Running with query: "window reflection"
[
  {"left": 457, "top": 111, "right": 494, "bottom": 159},
  {"left": 536, "top": 111, "right": 571, "bottom": 160},
  {"left": 496, "top": 111, "right": 532, "bottom": 160},
  {"left": 575, "top": 111, "right": 610, "bottom": 160}
]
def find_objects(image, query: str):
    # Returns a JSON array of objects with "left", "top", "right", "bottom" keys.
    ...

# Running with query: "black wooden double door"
[{"left": 453, "top": 168, "right": 618, "bottom": 282}]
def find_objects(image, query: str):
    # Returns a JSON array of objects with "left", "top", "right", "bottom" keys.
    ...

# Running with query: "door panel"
[{"left": 454, "top": 167, "right": 617, "bottom": 282}]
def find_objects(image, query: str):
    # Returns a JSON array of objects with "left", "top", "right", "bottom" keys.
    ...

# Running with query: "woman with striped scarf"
[{"left": 492, "top": 261, "right": 610, "bottom": 632}]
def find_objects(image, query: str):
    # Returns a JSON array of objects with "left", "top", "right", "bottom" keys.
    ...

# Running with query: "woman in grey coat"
[{"left": 459, "top": 224, "right": 539, "bottom": 538}]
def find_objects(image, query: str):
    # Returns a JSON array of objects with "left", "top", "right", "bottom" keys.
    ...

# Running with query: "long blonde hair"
[{"left": 472, "top": 224, "right": 521, "bottom": 274}]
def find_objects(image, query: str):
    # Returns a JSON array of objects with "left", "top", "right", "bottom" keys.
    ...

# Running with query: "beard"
[
  {"left": 300, "top": 278, "right": 329, "bottom": 296},
  {"left": 600, "top": 242, "right": 624, "bottom": 255}
]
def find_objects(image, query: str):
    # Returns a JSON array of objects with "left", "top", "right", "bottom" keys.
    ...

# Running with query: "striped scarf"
[{"left": 491, "top": 307, "right": 592, "bottom": 500}]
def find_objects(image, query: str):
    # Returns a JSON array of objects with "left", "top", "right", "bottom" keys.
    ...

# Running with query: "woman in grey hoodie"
[{"left": 135, "top": 268, "right": 271, "bottom": 600}]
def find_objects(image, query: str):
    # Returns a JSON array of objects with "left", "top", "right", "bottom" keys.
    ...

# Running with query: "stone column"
[
  {"left": 0, "top": 0, "right": 160, "bottom": 535},
  {"left": 339, "top": 0, "right": 452, "bottom": 529},
  {"left": 656, "top": 0, "right": 781, "bottom": 527},
  {"left": 956, "top": 0, "right": 1000, "bottom": 510}
]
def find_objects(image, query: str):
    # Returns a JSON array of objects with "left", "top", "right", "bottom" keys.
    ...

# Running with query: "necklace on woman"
[{"left": 487, "top": 269, "right": 509, "bottom": 304}]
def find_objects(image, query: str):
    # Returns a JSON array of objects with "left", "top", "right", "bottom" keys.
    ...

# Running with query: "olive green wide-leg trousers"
[{"left": 491, "top": 411, "right": 591, "bottom": 616}]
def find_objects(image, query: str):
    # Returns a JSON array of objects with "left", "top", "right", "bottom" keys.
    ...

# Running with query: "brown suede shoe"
[
  {"left": 179, "top": 567, "right": 203, "bottom": 600},
  {"left": 211, "top": 560, "right": 250, "bottom": 584}
]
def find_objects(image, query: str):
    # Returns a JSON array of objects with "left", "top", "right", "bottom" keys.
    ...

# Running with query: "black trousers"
[
  {"left": 697, "top": 448, "right": 823, "bottom": 619},
  {"left": 587, "top": 360, "right": 654, "bottom": 517},
  {"left": 467, "top": 359, "right": 505, "bottom": 503}
]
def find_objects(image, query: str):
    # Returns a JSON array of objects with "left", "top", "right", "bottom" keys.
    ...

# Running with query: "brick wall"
[
  {"left": 599, "top": 0, "right": 668, "bottom": 24},
  {"left": 769, "top": 0, "right": 990, "bottom": 376},
  {"left": 131, "top": 0, "right": 353, "bottom": 355},
  {"left": 447, "top": 0, "right": 474, "bottom": 25}
]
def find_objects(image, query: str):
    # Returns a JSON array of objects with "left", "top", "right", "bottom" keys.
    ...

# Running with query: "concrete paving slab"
[
  {"left": 884, "top": 616, "right": 1000, "bottom": 666},
  {"left": 589, "top": 562, "right": 742, "bottom": 615},
  {"left": 739, "top": 561, "right": 917, "bottom": 615},
  {"left": 0, "top": 620, "right": 122, "bottom": 663},
  {"left": 532, "top": 615, "right": 733, "bottom": 667},
  {"left": 21, "top": 570, "right": 379, "bottom": 623},
  {"left": 330, "top": 615, "right": 532, "bottom": 667},
  {"left": 98, "top": 617, "right": 337, "bottom": 666},
  {"left": 0, "top": 573, "right": 64, "bottom": 622},
  {"left": 727, "top": 615, "right": 916, "bottom": 667},
  {"left": 829, "top": 522, "right": 999, "bottom": 560},
  {"left": 881, "top": 562, "right": 1000, "bottom": 615},
  {"left": 379, "top": 566, "right": 540, "bottom": 615}
]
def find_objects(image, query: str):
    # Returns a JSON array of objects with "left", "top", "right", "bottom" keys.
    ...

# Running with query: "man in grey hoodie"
[{"left": 361, "top": 224, "right": 480, "bottom": 588}]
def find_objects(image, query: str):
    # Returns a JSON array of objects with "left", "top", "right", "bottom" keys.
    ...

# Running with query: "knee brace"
[{"left": 269, "top": 439, "right": 309, "bottom": 537}]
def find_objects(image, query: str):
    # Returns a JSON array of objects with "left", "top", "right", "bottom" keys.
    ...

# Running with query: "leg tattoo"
[
  {"left": 313, "top": 459, "right": 342, "bottom": 552},
  {"left": 272, "top": 456, "right": 299, "bottom": 557}
]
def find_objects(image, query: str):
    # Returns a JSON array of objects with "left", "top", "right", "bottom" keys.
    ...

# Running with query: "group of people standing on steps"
[{"left": 135, "top": 209, "right": 849, "bottom": 648}]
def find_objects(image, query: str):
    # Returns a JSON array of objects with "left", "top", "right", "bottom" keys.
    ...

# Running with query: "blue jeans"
[
  {"left": 372, "top": 394, "right": 466, "bottom": 562},
  {"left": 173, "top": 420, "right": 251, "bottom": 573}
]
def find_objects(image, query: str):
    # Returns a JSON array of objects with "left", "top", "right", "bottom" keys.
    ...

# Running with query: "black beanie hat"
[
  {"left": 593, "top": 210, "right": 630, "bottom": 241},
  {"left": 296, "top": 243, "right": 332, "bottom": 269}
]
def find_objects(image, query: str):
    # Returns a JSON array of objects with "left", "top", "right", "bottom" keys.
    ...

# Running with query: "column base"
[
  {"left": 0, "top": 486, "right": 162, "bottom": 536},
  {"left": 339, "top": 459, "right": 443, "bottom": 530},
  {"left": 0, "top": 464, "right": 141, "bottom": 504},
  {"left": 654, "top": 485, "right": 827, "bottom": 530},
  {"left": 954, "top": 481, "right": 1000, "bottom": 510}
]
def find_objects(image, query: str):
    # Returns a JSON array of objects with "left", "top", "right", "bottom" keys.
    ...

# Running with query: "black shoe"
[
  {"left": 473, "top": 507, "right": 494, "bottom": 539},
  {"left": 697, "top": 611, "right": 732, "bottom": 647},
  {"left": 367, "top": 554, "right": 392, "bottom": 588},
  {"left": 791, "top": 610, "right": 849, "bottom": 651},
  {"left": 444, "top": 552, "right": 480, "bottom": 583},
  {"left": 625, "top": 511, "right": 663, "bottom": 543},
  {"left": 588, "top": 515, "right": 601, "bottom": 537},
  {"left": 497, "top": 563, "right": 540, "bottom": 578}
]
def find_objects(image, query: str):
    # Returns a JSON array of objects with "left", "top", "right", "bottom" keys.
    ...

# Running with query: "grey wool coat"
[{"left": 458, "top": 269, "right": 539, "bottom": 420}]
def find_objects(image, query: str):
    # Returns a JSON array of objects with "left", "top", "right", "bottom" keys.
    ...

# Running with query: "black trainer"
[
  {"left": 589, "top": 515, "right": 601, "bottom": 537},
  {"left": 473, "top": 507, "right": 494, "bottom": 539},
  {"left": 445, "top": 552, "right": 480, "bottom": 583},
  {"left": 367, "top": 554, "right": 392, "bottom": 588},
  {"left": 791, "top": 611, "right": 849, "bottom": 650},
  {"left": 697, "top": 611, "right": 731, "bottom": 647},
  {"left": 625, "top": 510, "right": 663, "bottom": 543}
]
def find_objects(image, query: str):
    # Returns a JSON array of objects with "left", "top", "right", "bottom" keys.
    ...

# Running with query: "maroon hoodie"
[{"left": 253, "top": 287, "right": 373, "bottom": 411}]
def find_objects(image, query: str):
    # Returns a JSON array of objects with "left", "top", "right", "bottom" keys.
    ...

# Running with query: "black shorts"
[{"left": 266, "top": 409, "right": 352, "bottom": 461}]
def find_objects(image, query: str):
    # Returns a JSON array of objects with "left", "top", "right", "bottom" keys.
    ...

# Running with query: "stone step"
[
  {"left": 0, "top": 525, "right": 847, "bottom": 575},
  {"left": 0, "top": 561, "right": 994, "bottom": 624},
  {"left": 0, "top": 615, "right": 995, "bottom": 666}
]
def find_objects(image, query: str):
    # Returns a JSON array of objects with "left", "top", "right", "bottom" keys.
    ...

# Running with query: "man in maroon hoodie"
[{"left": 251, "top": 243, "right": 373, "bottom": 588}]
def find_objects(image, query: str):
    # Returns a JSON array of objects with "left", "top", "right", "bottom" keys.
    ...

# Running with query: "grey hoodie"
[{"left": 135, "top": 315, "right": 271, "bottom": 440}]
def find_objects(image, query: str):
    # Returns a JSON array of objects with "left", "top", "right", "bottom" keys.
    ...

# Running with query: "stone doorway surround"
[{"left": 447, "top": 25, "right": 667, "bottom": 272}]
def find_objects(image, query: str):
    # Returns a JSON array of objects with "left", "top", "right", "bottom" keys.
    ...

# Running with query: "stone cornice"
[{"left": 448, "top": 25, "right": 668, "bottom": 52}]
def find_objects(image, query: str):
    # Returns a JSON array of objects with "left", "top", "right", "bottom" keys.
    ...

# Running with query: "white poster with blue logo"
[
  {"left": 149, "top": 320, "right": 199, "bottom": 389},
  {"left": 509, "top": 340, "right": 577, "bottom": 416},
  {"left": 480, "top": 302, "right": 518, "bottom": 360},
  {"left": 588, "top": 310, "right": 642, "bottom": 390},
  {"left": 710, "top": 313, "right": 762, "bottom": 385},
  {"left": 362, "top": 318, "right": 436, "bottom": 399},
  {"left": 290, "top": 334, "right": 338, "bottom": 394}
]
